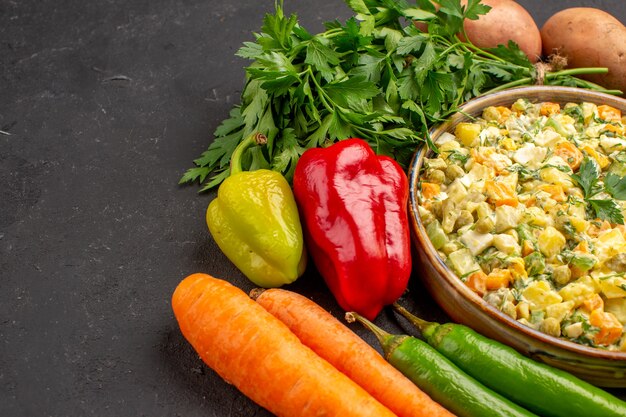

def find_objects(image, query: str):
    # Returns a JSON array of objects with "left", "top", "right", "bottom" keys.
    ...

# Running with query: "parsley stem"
[
  {"left": 482, "top": 78, "right": 534, "bottom": 94},
  {"left": 483, "top": 67, "right": 620, "bottom": 95},
  {"left": 454, "top": 34, "right": 505, "bottom": 63},
  {"left": 306, "top": 67, "right": 335, "bottom": 113}
]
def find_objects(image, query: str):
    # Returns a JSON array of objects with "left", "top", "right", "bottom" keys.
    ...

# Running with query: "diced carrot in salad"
[
  {"left": 420, "top": 182, "right": 441, "bottom": 199},
  {"left": 486, "top": 268, "right": 512, "bottom": 291},
  {"left": 597, "top": 104, "right": 622, "bottom": 122},
  {"left": 589, "top": 310, "right": 623, "bottom": 346},
  {"left": 485, "top": 180, "right": 518, "bottom": 207},
  {"left": 540, "top": 102, "right": 560, "bottom": 116},
  {"left": 538, "top": 184, "right": 566, "bottom": 202},
  {"left": 554, "top": 141, "right": 583, "bottom": 171},
  {"left": 466, "top": 271, "right": 487, "bottom": 296}
]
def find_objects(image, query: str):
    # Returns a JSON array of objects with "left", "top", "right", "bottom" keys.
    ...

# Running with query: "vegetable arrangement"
[
  {"left": 171, "top": 0, "right": 626, "bottom": 415},
  {"left": 180, "top": 0, "right": 619, "bottom": 192},
  {"left": 393, "top": 303, "right": 626, "bottom": 417}
]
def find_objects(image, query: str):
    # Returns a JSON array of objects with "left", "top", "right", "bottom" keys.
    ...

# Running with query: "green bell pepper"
[{"left": 206, "top": 132, "right": 306, "bottom": 287}]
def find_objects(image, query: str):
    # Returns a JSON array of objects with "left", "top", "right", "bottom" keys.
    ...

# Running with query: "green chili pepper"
[
  {"left": 393, "top": 303, "right": 626, "bottom": 417},
  {"left": 206, "top": 132, "right": 306, "bottom": 288},
  {"left": 347, "top": 312, "right": 539, "bottom": 417}
]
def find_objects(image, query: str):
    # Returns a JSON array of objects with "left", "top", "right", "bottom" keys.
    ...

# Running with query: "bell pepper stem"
[
  {"left": 230, "top": 132, "right": 268, "bottom": 175},
  {"left": 392, "top": 302, "right": 440, "bottom": 340}
]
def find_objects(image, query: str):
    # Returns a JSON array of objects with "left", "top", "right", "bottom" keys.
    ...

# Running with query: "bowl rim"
[{"left": 409, "top": 85, "right": 626, "bottom": 361}]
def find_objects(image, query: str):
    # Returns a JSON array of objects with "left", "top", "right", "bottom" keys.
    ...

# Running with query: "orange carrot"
[
  {"left": 597, "top": 104, "right": 622, "bottom": 122},
  {"left": 554, "top": 141, "right": 583, "bottom": 171},
  {"left": 485, "top": 180, "right": 518, "bottom": 207},
  {"left": 466, "top": 271, "right": 488, "bottom": 296},
  {"left": 172, "top": 273, "right": 398, "bottom": 417},
  {"left": 252, "top": 288, "right": 456, "bottom": 417},
  {"left": 539, "top": 102, "right": 560, "bottom": 117},
  {"left": 421, "top": 182, "right": 441, "bottom": 199},
  {"left": 538, "top": 184, "right": 566, "bottom": 202},
  {"left": 486, "top": 268, "right": 512, "bottom": 291},
  {"left": 589, "top": 309, "right": 623, "bottom": 346}
]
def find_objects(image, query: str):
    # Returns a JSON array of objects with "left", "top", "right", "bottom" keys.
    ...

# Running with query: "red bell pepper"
[{"left": 293, "top": 138, "right": 412, "bottom": 320}]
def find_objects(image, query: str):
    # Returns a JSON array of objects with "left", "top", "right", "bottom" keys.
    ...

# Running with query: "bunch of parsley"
[{"left": 181, "top": 0, "right": 617, "bottom": 191}]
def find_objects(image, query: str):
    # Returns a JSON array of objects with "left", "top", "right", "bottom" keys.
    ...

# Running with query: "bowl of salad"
[{"left": 409, "top": 86, "right": 626, "bottom": 387}]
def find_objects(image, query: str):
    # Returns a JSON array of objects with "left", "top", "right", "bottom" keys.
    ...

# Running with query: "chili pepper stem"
[
  {"left": 230, "top": 132, "right": 268, "bottom": 175},
  {"left": 345, "top": 312, "right": 406, "bottom": 359},
  {"left": 392, "top": 303, "right": 440, "bottom": 340}
]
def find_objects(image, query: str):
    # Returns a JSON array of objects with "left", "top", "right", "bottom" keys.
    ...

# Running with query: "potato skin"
[
  {"left": 414, "top": 0, "right": 542, "bottom": 62},
  {"left": 461, "top": 0, "right": 542, "bottom": 62},
  {"left": 541, "top": 8, "right": 626, "bottom": 92}
]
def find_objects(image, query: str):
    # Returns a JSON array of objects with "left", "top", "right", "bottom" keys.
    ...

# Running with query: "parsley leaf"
[
  {"left": 324, "top": 76, "right": 380, "bottom": 109},
  {"left": 178, "top": 166, "right": 210, "bottom": 185},
  {"left": 605, "top": 172, "right": 626, "bottom": 200},
  {"left": 306, "top": 36, "right": 341, "bottom": 81},
  {"left": 588, "top": 199, "right": 625, "bottom": 225},
  {"left": 462, "top": 0, "right": 491, "bottom": 20},
  {"left": 571, "top": 157, "right": 601, "bottom": 199},
  {"left": 571, "top": 157, "right": 625, "bottom": 224}
]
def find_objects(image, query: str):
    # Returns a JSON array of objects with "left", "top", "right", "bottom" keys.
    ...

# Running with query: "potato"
[
  {"left": 414, "top": 0, "right": 542, "bottom": 62},
  {"left": 461, "top": 0, "right": 542, "bottom": 62},
  {"left": 541, "top": 8, "right": 626, "bottom": 92}
]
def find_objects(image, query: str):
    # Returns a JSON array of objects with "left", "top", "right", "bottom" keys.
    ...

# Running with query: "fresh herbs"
[
  {"left": 181, "top": 0, "right": 616, "bottom": 191},
  {"left": 571, "top": 157, "right": 626, "bottom": 224}
]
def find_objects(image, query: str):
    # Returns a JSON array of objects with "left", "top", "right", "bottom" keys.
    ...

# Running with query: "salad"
[{"left": 418, "top": 98, "right": 626, "bottom": 351}]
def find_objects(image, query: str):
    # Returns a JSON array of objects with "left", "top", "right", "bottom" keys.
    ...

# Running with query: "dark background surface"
[{"left": 1, "top": 1, "right": 625, "bottom": 416}]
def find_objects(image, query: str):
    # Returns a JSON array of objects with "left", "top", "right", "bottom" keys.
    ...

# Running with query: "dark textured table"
[{"left": 2, "top": 1, "right": 625, "bottom": 416}]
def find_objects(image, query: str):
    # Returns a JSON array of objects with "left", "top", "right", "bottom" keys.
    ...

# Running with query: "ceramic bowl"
[{"left": 408, "top": 86, "right": 626, "bottom": 387}]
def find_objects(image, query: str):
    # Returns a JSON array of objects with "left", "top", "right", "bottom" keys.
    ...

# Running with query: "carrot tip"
[{"left": 249, "top": 288, "right": 266, "bottom": 300}]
